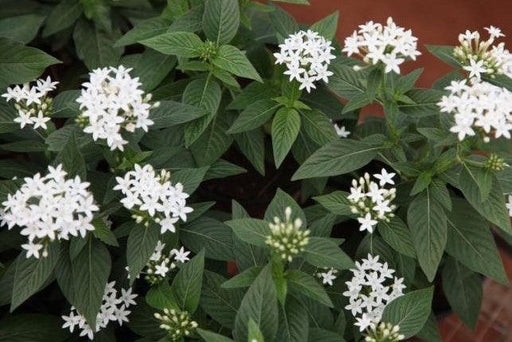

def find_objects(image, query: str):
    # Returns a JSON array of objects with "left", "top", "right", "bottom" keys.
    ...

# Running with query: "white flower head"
[
  {"left": 343, "top": 254, "right": 406, "bottom": 332},
  {"left": 62, "top": 282, "right": 137, "bottom": 340},
  {"left": 348, "top": 171, "right": 397, "bottom": 233},
  {"left": 114, "top": 163, "right": 193, "bottom": 232},
  {"left": 343, "top": 17, "right": 420, "bottom": 74},
  {"left": 76, "top": 66, "right": 159, "bottom": 151},
  {"left": 2, "top": 76, "right": 58, "bottom": 130},
  {"left": 365, "top": 322, "right": 405, "bottom": 342},
  {"left": 154, "top": 308, "right": 198, "bottom": 340},
  {"left": 1, "top": 164, "right": 98, "bottom": 258},
  {"left": 438, "top": 79, "right": 512, "bottom": 141},
  {"left": 265, "top": 207, "right": 310, "bottom": 262},
  {"left": 454, "top": 26, "right": 512, "bottom": 80},
  {"left": 274, "top": 30, "right": 336, "bottom": 92},
  {"left": 136, "top": 241, "right": 191, "bottom": 284}
]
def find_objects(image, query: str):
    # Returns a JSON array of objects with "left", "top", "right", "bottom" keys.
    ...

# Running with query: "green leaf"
[
  {"left": 303, "top": 237, "right": 354, "bottom": 270},
  {"left": 483, "top": 73, "right": 512, "bottom": 92},
  {"left": 228, "top": 99, "right": 280, "bottom": 134},
  {"left": 146, "top": 281, "right": 179, "bottom": 310},
  {"left": 308, "top": 328, "right": 344, "bottom": 342},
  {"left": 292, "top": 137, "right": 383, "bottom": 180},
  {"left": 126, "top": 223, "right": 159, "bottom": 283},
  {"left": 171, "top": 167, "right": 208, "bottom": 194},
  {"left": 221, "top": 266, "right": 262, "bottom": 289},
  {"left": 377, "top": 216, "right": 416, "bottom": 258},
  {"left": 446, "top": 198, "right": 508, "bottom": 285},
  {"left": 11, "top": 244, "right": 59, "bottom": 311},
  {"left": 342, "top": 92, "right": 372, "bottom": 113},
  {"left": 115, "top": 17, "right": 170, "bottom": 47},
  {"left": 416, "top": 313, "right": 442, "bottom": 342},
  {"left": 310, "top": 11, "right": 338, "bottom": 40},
  {"left": 0, "top": 314, "right": 69, "bottom": 342},
  {"left": 398, "top": 89, "right": 444, "bottom": 117},
  {"left": 183, "top": 77, "right": 222, "bottom": 146},
  {"left": 234, "top": 129, "right": 266, "bottom": 175},
  {"left": 141, "top": 31, "right": 203, "bottom": 58},
  {"left": 269, "top": 6, "right": 299, "bottom": 39},
  {"left": 327, "top": 62, "right": 366, "bottom": 99},
  {"left": 181, "top": 217, "right": 234, "bottom": 261},
  {"left": 460, "top": 164, "right": 492, "bottom": 202},
  {"left": 190, "top": 110, "right": 233, "bottom": 166},
  {"left": 204, "top": 159, "right": 246, "bottom": 181},
  {"left": 234, "top": 265, "right": 278, "bottom": 342},
  {"left": 71, "top": 239, "right": 111, "bottom": 327},
  {"left": 150, "top": 100, "right": 209, "bottom": 129},
  {"left": 56, "top": 133, "right": 86, "bottom": 179},
  {"left": 459, "top": 172, "right": 511, "bottom": 236},
  {"left": 228, "top": 81, "right": 274, "bottom": 110},
  {"left": 197, "top": 328, "right": 234, "bottom": 342},
  {"left": 277, "top": 296, "right": 309, "bottom": 342},
  {"left": 0, "top": 100, "right": 19, "bottom": 133},
  {"left": 225, "top": 218, "right": 271, "bottom": 247},
  {"left": 407, "top": 190, "right": 447, "bottom": 281},
  {"left": 272, "top": 107, "right": 301, "bottom": 167},
  {"left": 0, "top": 14, "right": 45, "bottom": 43},
  {"left": 42, "top": 0, "right": 82, "bottom": 37},
  {"left": 125, "top": 49, "right": 176, "bottom": 91},
  {"left": 425, "top": 45, "right": 460, "bottom": 68},
  {"left": 313, "top": 191, "right": 352, "bottom": 216},
  {"left": 52, "top": 90, "right": 80, "bottom": 118},
  {"left": 200, "top": 271, "right": 243, "bottom": 329},
  {"left": 91, "top": 218, "right": 119, "bottom": 247},
  {"left": 171, "top": 250, "right": 204, "bottom": 313},
  {"left": 202, "top": 0, "right": 239, "bottom": 45},
  {"left": 442, "top": 257, "right": 482, "bottom": 328},
  {"left": 0, "top": 38, "right": 60, "bottom": 88},
  {"left": 287, "top": 270, "right": 333, "bottom": 307},
  {"left": 381, "top": 287, "right": 434, "bottom": 339},
  {"left": 73, "top": 20, "right": 122, "bottom": 70},
  {"left": 301, "top": 109, "right": 338, "bottom": 146},
  {"left": 212, "top": 45, "right": 262, "bottom": 82}
]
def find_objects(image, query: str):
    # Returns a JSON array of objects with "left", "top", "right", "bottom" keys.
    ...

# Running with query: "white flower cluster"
[
  {"left": 76, "top": 66, "right": 158, "bottom": 151},
  {"left": 62, "top": 282, "right": 137, "bottom": 340},
  {"left": 136, "top": 241, "right": 190, "bottom": 284},
  {"left": 114, "top": 164, "right": 193, "bottom": 233},
  {"left": 316, "top": 267, "right": 338, "bottom": 286},
  {"left": 438, "top": 79, "right": 512, "bottom": 141},
  {"left": 265, "top": 207, "right": 310, "bottom": 262},
  {"left": 155, "top": 308, "right": 198, "bottom": 341},
  {"left": 343, "top": 17, "right": 421, "bottom": 74},
  {"left": 365, "top": 322, "right": 404, "bottom": 342},
  {"left": 343, "top": 254, "right": 406, "bottom": 332},
  {"left": 1, "top": 164, "right": 98, "bottom": 259},
  {"left": 274, "top": 30, "right": 336, "bottom": 92},
  {"left": 1, "top": 76, "right": 58, "bottom": 130},
  {"left": 454, "top": 26, "right": 512, "bottom": 80},
  {"left": 348, "top": 169, "right": 396, "bottom": 233}
]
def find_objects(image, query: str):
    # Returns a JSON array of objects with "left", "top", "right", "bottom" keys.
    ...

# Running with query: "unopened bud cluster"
[
  {"left": 1, "top": 76, "right": 58, "bottom": 130},
  {"left": 265, "top": 207, "right": 310, "bottom": 262},
  {"left": 485, "top": 154, "right": 507, "bottom": 171},
  {"left": 453, "top": 26, "right": 512, "bottom": 80},
  {"left": 365, "top": 322, "right": 405, "bottom": 342},
  {"left": 199, "top": 41, "right": 218, "bottom": 61},
  {"left": 154, "top": 308, "right": 198, "bottom": 341},
  {"left": 348, "top": 169, "right": 397, "bottom": 233}
]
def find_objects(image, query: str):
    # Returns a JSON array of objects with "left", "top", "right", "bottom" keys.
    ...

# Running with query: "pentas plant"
[{"left": 1, "top": 0, "right": 512, "bottom": 341}]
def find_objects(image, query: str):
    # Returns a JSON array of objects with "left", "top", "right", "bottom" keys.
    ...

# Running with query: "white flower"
[
  {"left": 348, "top": 172, "right": 397, "bottom": 233},
  {"left": 1, "top": 76, "right": 57, "bottom": 130},
  {"left": 317, "top": 268, "right": 338, "bottom": 286},
  {"left": 454, "top": 26, "right": 512, "bottom": 79},
  {"left": 265, "top": 207, "right": 310, "bottom": 262},
  {"left": 333, "top": 122, "right": 351, "bottom": 138},
  {"left": 154, "top": 262, "right": 170, "bottom": 277},
  {"left": 438, "top": 79, "right": 512, "bottom": 141},
  {"left": 114, "top": 163, "right": 192, "bottom": 233},
  {"left": 274, "top": 30, "right": 336, "bottom": 93},
  {"left": 76, "top": 66, "right": 158, "bottom": 151},
  {"left": 343, "top": 254, "right": 406, "bottom": 332},
  {"left": 62, "top": 282, "right": 137, "bottom": 340},
  {"left": 343, "top": 17, "right": 420, "bottom": 74},
  {"left": 172, "top": 246, "right": 191, "bottom": 263},
  {"left": 1, "top": 164, "right": 98, "bottom": 258}
]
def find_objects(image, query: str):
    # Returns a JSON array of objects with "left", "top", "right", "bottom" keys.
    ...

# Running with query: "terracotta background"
[{"left": 278, "top": 0, "right": 512, "bottom": 87}]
